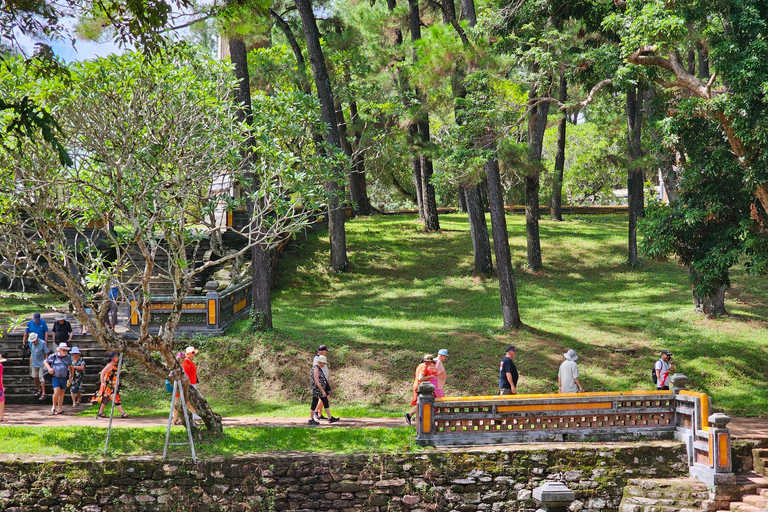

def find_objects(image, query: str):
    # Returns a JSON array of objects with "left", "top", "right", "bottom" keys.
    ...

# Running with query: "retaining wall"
[{"left": 0, "top": 442, "right": 689, "bottom": 512}]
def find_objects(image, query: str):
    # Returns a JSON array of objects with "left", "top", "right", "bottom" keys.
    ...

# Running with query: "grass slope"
[{"left": 112, "top": 214, "right": 768, "bottom": 417}]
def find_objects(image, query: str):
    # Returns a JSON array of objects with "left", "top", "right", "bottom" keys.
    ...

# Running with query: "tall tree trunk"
[
  {"left": 689, "top": 268, "right": 727, "bottom": 315},
  {"left": 464, "top": 185, "right": 493, "bottom": 275},
  {"left": 485, "top": 156, "right": 522, "bottom": 329},
  {"left": 526, "top": 95, "right": 547, "bottom": 270},
  {"left": 551, "top": 69, "right": 567, "bottom": 221},
  {"left": 460, "top": 0, "right": 476, "bottom": 25},
  {"left": 348, "top": 99, "right": 372, "bottom": 215},
  {"left": 627, "top": 87, "right": 645, "bottom": 268},
  {"left": 697, "top": 41, "right": 709, "bottom": 80},
  {"left": 409, "top": 0, "right": 440, "bottom": 231},
  {"left": 409, "top": 124, "right": 425, "bottom": 220},
  {"left": 295, "top": 0, "right": 349, "bottom": 272},
  {"left": 229, "top": 37, "right": 273, "bottom": 331},
  {"left": 457, "top": 185, "right": 467, "bottom": 212}
]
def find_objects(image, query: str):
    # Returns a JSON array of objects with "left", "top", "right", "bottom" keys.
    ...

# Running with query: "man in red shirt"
[{"left": 173, "top": 346, "right": 200, "bottom": 425}]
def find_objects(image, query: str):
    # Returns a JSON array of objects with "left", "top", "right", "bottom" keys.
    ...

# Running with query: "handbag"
[{"left": 165, "top": 380, "right": 173, "bottom": 392}]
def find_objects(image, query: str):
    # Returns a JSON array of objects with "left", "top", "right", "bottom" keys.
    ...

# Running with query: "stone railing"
[
  {"left": 128, "top": 279, "right": 251, "bottom": 335},
  {"left": 415, "top": 373, "right": 733, "bottom": 489}
]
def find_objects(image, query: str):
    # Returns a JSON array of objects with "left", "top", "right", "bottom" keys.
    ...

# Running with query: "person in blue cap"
[{"left": 430, "top": 349, "right": 449, "bottom": 398}]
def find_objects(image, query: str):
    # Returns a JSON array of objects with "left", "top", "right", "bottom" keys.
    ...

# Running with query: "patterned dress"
[
  {"left": 70, "top": 359, "right": 85, "bottom": 394},
  {"left": 91, "top": 364, "right": 121, "bottom": 405}
]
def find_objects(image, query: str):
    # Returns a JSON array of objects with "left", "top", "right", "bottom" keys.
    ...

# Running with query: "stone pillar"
[
  {"left": 533, "top": 481, "right": 575, "bottom": 512},
  {"left": 206, "top": 280, "right": 220, "bottom": 331},
  {"left": 670, "top": 373, "right": 689, "bottom": 393},
  {"left": 415, "top": 382, "right": 436, "bottom": 446},
  {"left": 709, "top": 413, "right": 733, "bottom": 475}
]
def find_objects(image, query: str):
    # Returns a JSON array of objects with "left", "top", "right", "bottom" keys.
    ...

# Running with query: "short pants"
[
  {"left": 51, "top": 377, "right": 68, "bottom": 390},
  {"left": 30, "top": 365, "right": 46, "bottom": 381}
]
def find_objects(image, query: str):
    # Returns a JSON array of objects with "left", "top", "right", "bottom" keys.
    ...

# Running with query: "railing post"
[
  {"left": 205, "top": 280, "right": 220, "bottom": 331},
  {"left": 709, "top": 413, "right": 733, "bottom": 476},
  {"left": 128, "top": 289, "right": 141, "bottom": 328},
  {"left": 415, "top": 382, "right": 436, "bottom": 446},
  {"left": 670, "top": 373, "right": 689, "bottom": 394}
]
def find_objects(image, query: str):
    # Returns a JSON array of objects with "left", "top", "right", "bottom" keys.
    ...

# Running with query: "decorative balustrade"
[
  {"left": 128, "top": 279, "right": 251, "bottom": 335},
  {"left": 415, "top": 373, "right": 733, "bottom": 489}
]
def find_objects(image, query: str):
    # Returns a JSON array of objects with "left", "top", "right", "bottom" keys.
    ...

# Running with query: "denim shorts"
[{"left": 51, "top": 377, "right": 68, "bottom": 390}]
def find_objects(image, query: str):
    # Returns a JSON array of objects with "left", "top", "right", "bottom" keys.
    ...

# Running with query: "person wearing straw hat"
[
  {"left": 52, "top": 314, "right": 73, "bottom": 345},
  {"left": 0, "top": 352, "right": 6, "bottom": 422},
  {"left": 558, "top": 349, "right": 584, "bottom": 394},
  {"left": 26, "top": 332, "right": 50, "bottom": 401},
  {"left": 69, "top": 347, "right": 86, "bottom": 407},
  {"left": 405, "top": 354, "right": 437, "bottom": 426},
  {"left": 430, "top": 349, "right": 449, "bottom": 398},
  {"left": 44, "top": 342, "right": 74, "bottom": 415}
]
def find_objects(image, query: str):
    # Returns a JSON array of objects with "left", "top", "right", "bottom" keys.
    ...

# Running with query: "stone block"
[
  {"left": 336, "top": 481, "right": 361, "bottom": 493},
  {"left": 518, "top": 490, "right": 533, "bottom": 501},
  {"left": 404, "top": 495, "right": 422, "bottom": 505},
  {"left": 134, "top": 495, "right": 155, "bottom": 503},
  {"left": 375, "top": 479, "right": 407, "bottom": 489}
]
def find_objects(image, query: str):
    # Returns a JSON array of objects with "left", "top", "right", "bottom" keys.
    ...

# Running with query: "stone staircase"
[
  {"left": 0, "top": 333, "right": 109, "bottom": 404},
  {"left": 715, "top": 452, "right": 768, "bottom": 512}
]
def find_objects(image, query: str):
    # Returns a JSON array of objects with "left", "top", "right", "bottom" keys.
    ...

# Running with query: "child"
[{"left": 70, "top": 347, "right": 86, "bottom": 407}]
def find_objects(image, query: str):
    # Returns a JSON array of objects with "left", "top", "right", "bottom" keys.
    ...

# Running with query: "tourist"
[
  {"left": 97, "top": 283, "right": 119, "bottom": 330},
  {"left": 312, "top": 344, "right": 330, "bottom": 421},
  {"left": 44, "top": 342, "right": 74, "bottom": 415},
  {"left": 0, "top": 352, "right": 6, "bottom": 422},
  {"left": 26, "top": 333, "right": 50, "bottom": 401},
  {"left": 308, "top": 355, "right": 339, "bottom": 425},
  {"left": 499, "top": 346, "right": 518, "bottom": 395},
  {"left": 655, "top": 350, "right": 675, "bottom": 390},
  {"left": 405, "top": 354, "right": 437, "bottom": 425},
  {"left": 558, "top": 349, "right": 584, "bottom": 394},
  {"left": 69, "top": 347, "right": 85, "bottom": 407},
  {"left": 92, "top": 352, "right": 130, "bottom": 418},
  {"left": 23, "top": 312, "right": 49, "bottom": 349},
  {"left": 52, "top": 314, "right": 73, "bottom": 346},
  {"left": 430, "top": 349, "right": 449, "bottom": 398}
]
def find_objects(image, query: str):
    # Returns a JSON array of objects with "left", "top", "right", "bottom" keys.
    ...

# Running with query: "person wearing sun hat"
[
  {"left": 26, "top": 332, "right": 50, "bottom": 401},
  {"left": 69, "top": 347, "right": 86, "bottom": 407},
  {"left": 405, "top": 354, "right": 437, "bottom": 425},
  {"left": 44, "top": 342, "right": 74, "bottom": 415},
  {"left": 52, "top": 313, "right": 73, "bottom": 346},
  {"left": 558, "top": 349, "right": 584, "bottom": 394},
  {"left": 0, "top": 352, "right": 6, "bottom": 422}
]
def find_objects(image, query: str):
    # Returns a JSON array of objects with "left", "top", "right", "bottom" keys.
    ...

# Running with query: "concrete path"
[{"left": 1, "top": 405, "right": 766, "bottom": 438}]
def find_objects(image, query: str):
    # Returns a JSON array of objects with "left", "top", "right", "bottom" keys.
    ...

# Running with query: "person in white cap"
[
  {"left": 44, "top": 342, "right": 74, "bottom": 414},
  {"left": 558, "top": 349, "right": 584, "bottom": 394},
  {"left": 52, "top": 314, "right": 73, "bottom": 346}
]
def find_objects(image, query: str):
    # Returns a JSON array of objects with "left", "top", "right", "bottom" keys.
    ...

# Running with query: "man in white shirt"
[
  {"left": 655, "top": 350, "right": 674, "bottom": 390},
  {"left": 558, "top": 349, "right": 583, "bottom": 394}
]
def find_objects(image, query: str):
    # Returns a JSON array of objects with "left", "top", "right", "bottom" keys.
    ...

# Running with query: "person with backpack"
[
  {"left": 44, "top": 342, "right": 74, "bottom": 415},
  {"left": 654, "top": 350, "right": 675, "bottom": 390}
]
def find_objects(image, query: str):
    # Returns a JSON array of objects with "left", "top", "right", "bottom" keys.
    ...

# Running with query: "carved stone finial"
[
  {"left": 205, "top": 280, "right": 219, "bottom": 291},
  {"left": 418, "top": 382, "right": 435, "bottom": 396},
  {"left": 709, "top": 413, "right": 731, "bottom": 428},
  {"left": 533, "top": 482, "right": 575, "bottom": 512},
  {"left": 670, "top": 373, "right": 689, "bottom": 390}
]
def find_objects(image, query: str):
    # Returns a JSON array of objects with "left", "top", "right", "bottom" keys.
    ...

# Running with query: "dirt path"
[
  {"left": 0, "top": 404, "right": 405, "bottom": 429},
  {"left": 1, "top": 405, "right": 766, "bottom": 438}
]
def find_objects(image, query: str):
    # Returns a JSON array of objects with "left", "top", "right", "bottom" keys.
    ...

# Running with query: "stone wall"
[
  {"left": 0, "top": 442, "right": 689, "bottom": 512},
  {"left": 619, "top": 478, "right": 715, "bottom": 512}
]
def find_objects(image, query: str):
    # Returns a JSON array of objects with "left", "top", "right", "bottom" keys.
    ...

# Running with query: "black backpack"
[{"left": 651, "top": 360, "right": 661, "bottom": 385}]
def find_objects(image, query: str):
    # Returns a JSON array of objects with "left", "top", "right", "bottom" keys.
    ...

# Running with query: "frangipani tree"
[{"left": 0, "top": 48, "right": 333, "bottom": 434}]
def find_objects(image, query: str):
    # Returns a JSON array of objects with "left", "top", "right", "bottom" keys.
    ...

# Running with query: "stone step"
[
  {"left": 743, "top": 495, "right": 768, "bottom": 509},
  {"left": 730, "top": 502, "right": 764, "bottom": 512},
  {"left": 736, "top": 474, "right": 768, "bottom": 493}
]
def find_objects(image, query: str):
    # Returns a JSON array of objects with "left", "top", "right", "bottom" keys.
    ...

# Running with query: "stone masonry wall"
[{"left": 0, "top": 442, "right": 689, "bottom": 512}]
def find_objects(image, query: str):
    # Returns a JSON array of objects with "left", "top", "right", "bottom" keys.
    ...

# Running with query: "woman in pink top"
[
  {"left": 0, "top": 353, "right": 6, "bottom": 422},
  {"left": 429, "top": 349, "right": 449, "bottom": 398}
]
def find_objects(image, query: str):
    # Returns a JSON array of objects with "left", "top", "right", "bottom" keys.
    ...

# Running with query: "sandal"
[
  {"left": 56, "top": 411, "right": 66, "bottom": 415},
  {"left": 39, "top": 395, "right": 47, "bottom": 401},
  {"left": 97, "top": 413, "right": 107, "bottom": 418},
  {"left": 173, "top": 420, "right": 183, "bottom": 426},
  {"left": 120, "top": 413, "right": 131, "bottom": 418}
]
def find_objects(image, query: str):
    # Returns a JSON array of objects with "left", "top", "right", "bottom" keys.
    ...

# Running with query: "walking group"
[
  {"left": 405, "top": 345, "right": 676, "bottom": 425},
  {"left": 16, "top": 312, "right": 130, "bottom": 418}
]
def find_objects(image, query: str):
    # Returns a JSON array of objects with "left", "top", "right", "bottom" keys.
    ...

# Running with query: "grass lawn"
[
  {"left": 116, "top": 213, "right": 767, "bottom": 419},
  {"left": 0, "top": 426, "right": 418, "bottom": 458},
  {"left": 0, "top": 291, "right": 68, "bottom": 328}
]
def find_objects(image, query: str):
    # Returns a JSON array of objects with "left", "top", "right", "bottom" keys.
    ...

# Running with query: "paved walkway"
[{"left": 1, "top": 405, "right": 766, "bottom": 438}]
